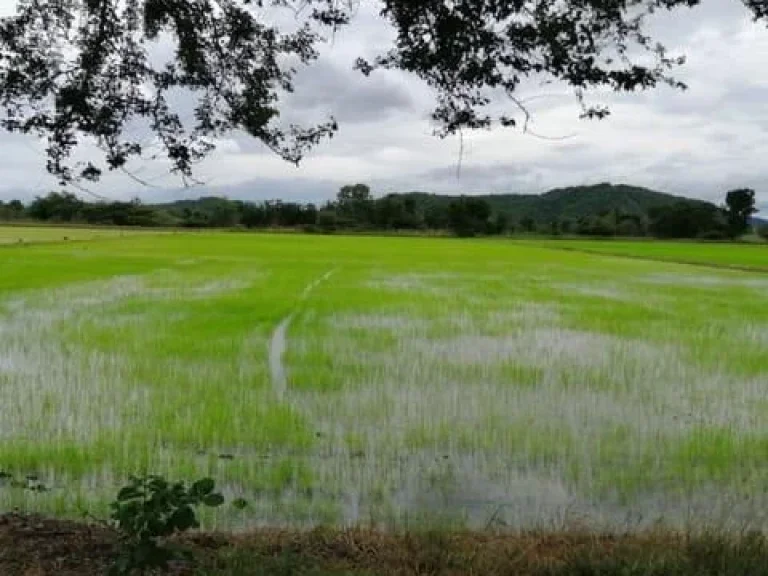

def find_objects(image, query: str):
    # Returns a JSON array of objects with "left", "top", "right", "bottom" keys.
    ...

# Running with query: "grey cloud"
[
  {"left": 144, "top": 176, "right": 341, "bottom": 205},
  {"left": 286, "top": 60, "right": 416, "bottom": 125},
  {"left": 416, "top": 163, "right": 537, "bottom": 192},
  {"left": 373, "top": 156, "right": 582, "bottom": 196},
  {"left": 631, "top": 154, "right": 768, "bottom": 205},
  {"left": 647, "top": 0, "right": 750, "bottom": 45},
  {"left": 646, "top": 84, "right": 768, "bottom": 123}
]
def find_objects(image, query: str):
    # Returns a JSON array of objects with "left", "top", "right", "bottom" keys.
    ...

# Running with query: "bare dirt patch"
[
  {"left": 3, "top": 513, "right": 768, "bottom": 575},
  {"left": 0, "top": 514, "right": 117, "bottom": 576}
]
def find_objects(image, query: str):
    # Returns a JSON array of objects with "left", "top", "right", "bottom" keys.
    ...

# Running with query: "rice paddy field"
[
  {"left": 2, "top": 228, "right": 768, "bottom": 532},
  {"left": 0, "top": 224, "right": 151, "bottom": 245}
]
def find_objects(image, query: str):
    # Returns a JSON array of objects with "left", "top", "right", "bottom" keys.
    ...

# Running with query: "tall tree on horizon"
[{"left": 725, "top": 188, "right": 758, "bottom": 237}]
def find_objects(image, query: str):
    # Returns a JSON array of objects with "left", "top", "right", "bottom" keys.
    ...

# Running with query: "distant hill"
[
  {"left": 396, "top": 183, "right": 716, "bottom": 224},
  {"left": 153, "top": 196, "right": 238, "bottom": 216},
  {"left": 147, "top": 183, "right": 727, "bottom": 229}
]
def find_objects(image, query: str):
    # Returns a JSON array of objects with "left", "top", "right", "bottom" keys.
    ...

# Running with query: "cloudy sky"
[{"left": 0, "top": 0, "right": 766, "bottom": 210}]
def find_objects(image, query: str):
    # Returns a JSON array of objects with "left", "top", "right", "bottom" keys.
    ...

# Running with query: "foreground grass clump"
[
  {"left": 1, "top": 229, "right": 768, "bottom": 531},
  {"left": 202, "top": 529, "right": 768, "bottom": 576}
]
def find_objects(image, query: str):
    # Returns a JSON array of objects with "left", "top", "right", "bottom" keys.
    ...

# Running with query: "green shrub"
[{"left": 109, "top": 475, "right": 227, "bottom": 575}]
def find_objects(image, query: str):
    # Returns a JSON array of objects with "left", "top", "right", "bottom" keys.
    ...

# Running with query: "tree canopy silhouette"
[
  {"left": 725, "top": 188, "right": 757, "bottom": 237},
  {"left": 0, "top": 0, "right": 764, "bottom": 184}
]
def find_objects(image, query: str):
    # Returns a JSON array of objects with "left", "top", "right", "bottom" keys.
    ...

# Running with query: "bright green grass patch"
[{"left": 530, "top": 238, "right": 768, "bottom": 270}]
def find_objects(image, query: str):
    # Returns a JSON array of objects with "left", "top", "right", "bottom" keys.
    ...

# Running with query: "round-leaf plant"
[{"left": 109, "top": 474, "right": 227, "bottom": 575}]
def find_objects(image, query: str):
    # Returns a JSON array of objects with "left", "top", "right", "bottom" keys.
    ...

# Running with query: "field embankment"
[
  {"left": 0, "top": 224, "right": 162, "bottom": 245},
  {"left": 530, "top": 238, "right": 768, "bottom": 272}
]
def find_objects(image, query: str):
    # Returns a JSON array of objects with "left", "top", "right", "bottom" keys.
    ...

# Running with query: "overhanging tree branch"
[{"left": 0, "top": 0, "right": 763, "bottom": 185}]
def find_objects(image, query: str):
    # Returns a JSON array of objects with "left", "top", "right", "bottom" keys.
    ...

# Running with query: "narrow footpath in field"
[{"left": 268, "top": 269, "right": 337, "bottom": 399}]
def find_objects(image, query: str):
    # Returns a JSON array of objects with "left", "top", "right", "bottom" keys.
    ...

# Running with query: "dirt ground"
[
  {"left": 0, "top": 514, "right": 118, "bottom": 575},
  {"left": 3, "top": 513, "right": 768, "bottom": 576},
  {"left": 0, "top": 513, "right": 623, "bottom": 575}
]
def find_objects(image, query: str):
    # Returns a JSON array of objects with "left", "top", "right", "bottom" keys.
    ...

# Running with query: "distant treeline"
[{"left": 0, "top": 183, "right": 761, "bottom": 240}]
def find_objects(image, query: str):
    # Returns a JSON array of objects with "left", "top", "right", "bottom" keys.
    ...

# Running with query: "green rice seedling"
[{"left": 1, "top": 229, "right": 767, "bottom": 531}]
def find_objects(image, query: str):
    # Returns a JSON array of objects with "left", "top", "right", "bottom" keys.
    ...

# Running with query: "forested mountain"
[{"left": 392, "top": 183, "right": 713, "bottom": 225}]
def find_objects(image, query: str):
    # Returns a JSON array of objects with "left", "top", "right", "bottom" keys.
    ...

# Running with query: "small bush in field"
[{"left": 109, "top": 475, "right": 226, "bottom": 575}]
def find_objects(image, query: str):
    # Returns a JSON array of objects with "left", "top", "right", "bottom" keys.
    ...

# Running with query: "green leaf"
[
  {"left": 169, "top": 505, "right": 198, "bottom": 532},
  {"left": 117, "top": 486, "right": 142, "bottom": 501},
  {"left": 147, "top": 476, "right": 168, "bottom": 492},
  {"left": 202, "top": 493, "right": 224, "bottom": 507},
  {"left": 232, "top": 497, "right": 248, "bottom": 510},
  {"left": 191, "top": 477, "right": 215, "bottom": 497},
  {"left": 111, "top": 554, "right": 131, "bottom": 576}
]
